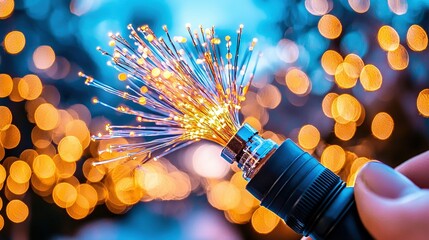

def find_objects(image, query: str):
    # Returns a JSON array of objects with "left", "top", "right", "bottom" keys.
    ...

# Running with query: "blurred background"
[{"left": 1, "top": 0, "right": 429, "bottom": 239}]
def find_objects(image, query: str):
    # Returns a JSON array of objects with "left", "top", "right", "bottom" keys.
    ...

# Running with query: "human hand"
[{"left": 354, "top": 151, "right": 429, "bottom": 240}]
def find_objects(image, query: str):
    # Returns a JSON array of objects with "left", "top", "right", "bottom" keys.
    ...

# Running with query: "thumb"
[{"left": 354, "top": 161, "right": 429, "bottom": 240}]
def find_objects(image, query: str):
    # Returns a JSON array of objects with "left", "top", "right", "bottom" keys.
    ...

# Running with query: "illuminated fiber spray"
[
  {"left": 81, "top": 24, "right": 372, "bottom": 239},
  {"left": 80, "top": 24, "right": 257, "bottom": 165}
]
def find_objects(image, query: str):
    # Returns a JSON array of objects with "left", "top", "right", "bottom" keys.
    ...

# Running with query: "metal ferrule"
[{"left": 221, "top": 123, "right": 278, "bottom": 180}]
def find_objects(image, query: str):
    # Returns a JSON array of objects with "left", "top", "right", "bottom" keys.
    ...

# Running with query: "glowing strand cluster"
[{"left": 80, "top": 24, "right": 258, "bottom": 165}]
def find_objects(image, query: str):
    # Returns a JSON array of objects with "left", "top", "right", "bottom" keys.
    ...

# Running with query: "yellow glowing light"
[
  {"left": 321, "top": 50, "right": 343, "bottom": 75},
  {"left": 298, "top": 124, "right": 320, "bottom": 149},
  {"left": 334, "top": 63, "right": 358, "bottom": 89},
  {"left": 348, "top": 157, "right": 371, "bottom": 187},
  {"left": 9, "top": 160, "right": 31, "bottom": 184},
  {"left": 0, "top": 146, "right": 4, "bottom": 161},
  {"left": 322, "top": 92, "right": 338, "bottom": 118},
  {"left": 34, "top": 103, "right": 59, "bottom": 130},
  {"left": 140, "top": 86, "right": 148, "bottom": 94},
  {"left": 377, "top": 25, "right": 400, "bottom": 51},
  {"left": 65, "top": 119, "right": 91, "bottom": 149},
  {"left": 33, "top": 154, "right": 56, "bottom": 179},
  {"left": 332, "top": 94, "right": 361, "bottom": 123},
  {"left": 407, "top": 25, "right": 428, "bottom": 52},
  {"left": 0, "top": 74, "right": 13, "bottom": 98},
  {"left": 33, "top": 45, "right": 56, "bottom": 69},
  {"left": 151, "top": 68, "right": 161, "bottom": 77},
  {"left": 244, "top": 116, "right": 262, "bottom": 132},
  {"left": 343, "top": 54, "right": 364, "bottom": 78},
  {"left": 387, "top": 44, "right": 409, "bottom": 70},
  {"left": 82, "top": 159, "right": 105, "bottom": 182},
  {"left": 31, "top": 126, "right": 52, "bottom": 149},
  {"left": 53, "top": 182, "right": 78, "bottom": 208},
  {"left": 54, "top": 154, "right": 76, "bottom": 178},
  {"left": 138, "top": 97, "right": 146, "bottom": 105},
  {"left": 9, "top": 77, "right": 24, "bottom": 102},
  {"left": 285, "top": 68, "right": 310, "bottom": 95},
  {"left": 37, "top": 143, "right": 57, "bottom": 157},
  {"left": 318, "top": 14, "right": 342, "bottom": 39},
  {"left": 0, "top": 0, "right": 14, "bottom": 19},
  {"left": 417, "top": 89, "right": 429, "bottom": 117},
  {"left": 58, "top": 136, "right": 83, "bottom": 162},
  {"left": 350, "top": 157, "right": 370, "bottom": 175},
  {"left": 256, "top": 84, "right": 281, "bottom": 109},
  {"left": 251, "top": 206, "right": 280, "bottom": 234},
  {"left": 77, "top": 184, "right": 98, "bottom": 209},
  {"left": 18, "top": 74, "right": 43, "bottom": 100},
  {"left": 4, "top": 30, "right": 25, "bottom": 54},
  {"left": 208, "top": 181, "right": 241, "bottom": 211},
  {"left": 66, "top": 194, "right": 90, "bottom": 220},
  {"left": 0, "top": 165, "right": 6, "bottom": 185},
  {"left": 0, "top": 124, "right": 21, "bottom": 149},
  {"left": 118, "top": 73, "right": 127, "bottom": 81},
  {"left": 6, "top": 200, "right": 29, "bottom": 223},
  {"left": 114, "top": 177, "right": 142, "bottom": 205},
  {"left": 360, "top": 64, "right": 382, "bottom": 91},
  {"left": 226, "top": 210, "right": 253, "bottom": 224},
  {"left": 348, "top": 0, "right": 370, "bottom": 13},
  {"left": 7, "top": 176, "right": 29, "bottom": 195},
  {"left": 321, "top": 145, "right": 346, "bottom": 173},
  {"left": 0, "top": 215, "right": 3, "bottom": 231},
  {"left": 334, "top": 121, "right": 356, "bottom": 141},
  {"left": 371, "top": 112, "right": 394, "bottom": 140},
  {"left": 0, "top": 106, "right": 12, "bottom": 131}
]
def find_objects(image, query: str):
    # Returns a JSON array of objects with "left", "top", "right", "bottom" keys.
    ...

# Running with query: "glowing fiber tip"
[{"left": 80, "top": 24, "right": 259, "bottom": 165}]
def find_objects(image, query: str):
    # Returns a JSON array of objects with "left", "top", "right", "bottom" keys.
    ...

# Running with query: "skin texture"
[{"left": 354, "top": 151, "right": 429, "bottom": 240}]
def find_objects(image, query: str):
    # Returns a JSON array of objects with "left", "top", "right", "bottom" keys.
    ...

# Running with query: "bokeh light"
[
  {"left": 417, "top": 89, "right": 429, "bottom": 117},
  {"left": 9, "top": 160, "right": 31, "bottom": 184},
  {"left": 0, "top": 124, "right": 20, "bottom": 149},
  {"left": 34, "top": 103, "right": 59, "bottom": 130},
  {"left": 33, "top": 46, "right": 56, "bottom": 70},
  {"left": 318, "top": 14, "right": 342, "bottom": 39},
  {"left": 387, "top": 44, "right": 409, "bottom": 71},
  {"left": 321, "top": 50, "right": 343, "bottom": 75},
  {"left": 6, "top": 200, "right": 29, "bottom": 223},
  {"left": 33, "top": 154, "right": 56, "bottom": 179},
  {"left": 0, "top": 74, "right": 13, "bottom": 98},
  {"left": 360, "top": 64, "right": 382, "bottom": 91},
  {"left": 0, "top": 106, "right": 12, "bottom": 131},
  {"left": 18, "top": 74, "right": 43, "bottom": 100},
  {"left": 298, "top": 124, "right": 320, "bottom": 149},
  {"left": 334, "top": 121, "right": 356, "bottom": 141},
  {"left": 3, "top": 31, "right": 25, "bottom": 54},
  {"left": 285, "top": 68, "right": 311, "bottom": 95},
  {"left": 348, "top": 0, "right": 370, "bottom": 13},
  {"left": 251, "top": 206, "right": 280, "bottom": 234},
  {"left": 321, "top": 145, "right": 346, "bottom": 173},
  {"left": 377, "top": 25, "right": 400, "bottom": 51},
  {"left": 0, "top": 0, "right": 14, "bottom": 19},
  {"left": 407, "top": 25, "right": 428, "bottom": 52},
  {"left": 58, "top": 136, "right": 83, "bottom": 162},
  {"left": 371, "top": 112, "right": 394, "bottom": 140},
  {"left": 192, "top": 144, "right": 230, "bottom": 179},
  {"left": 53, "top": 182, "right": 78, "bottom": 208}
]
